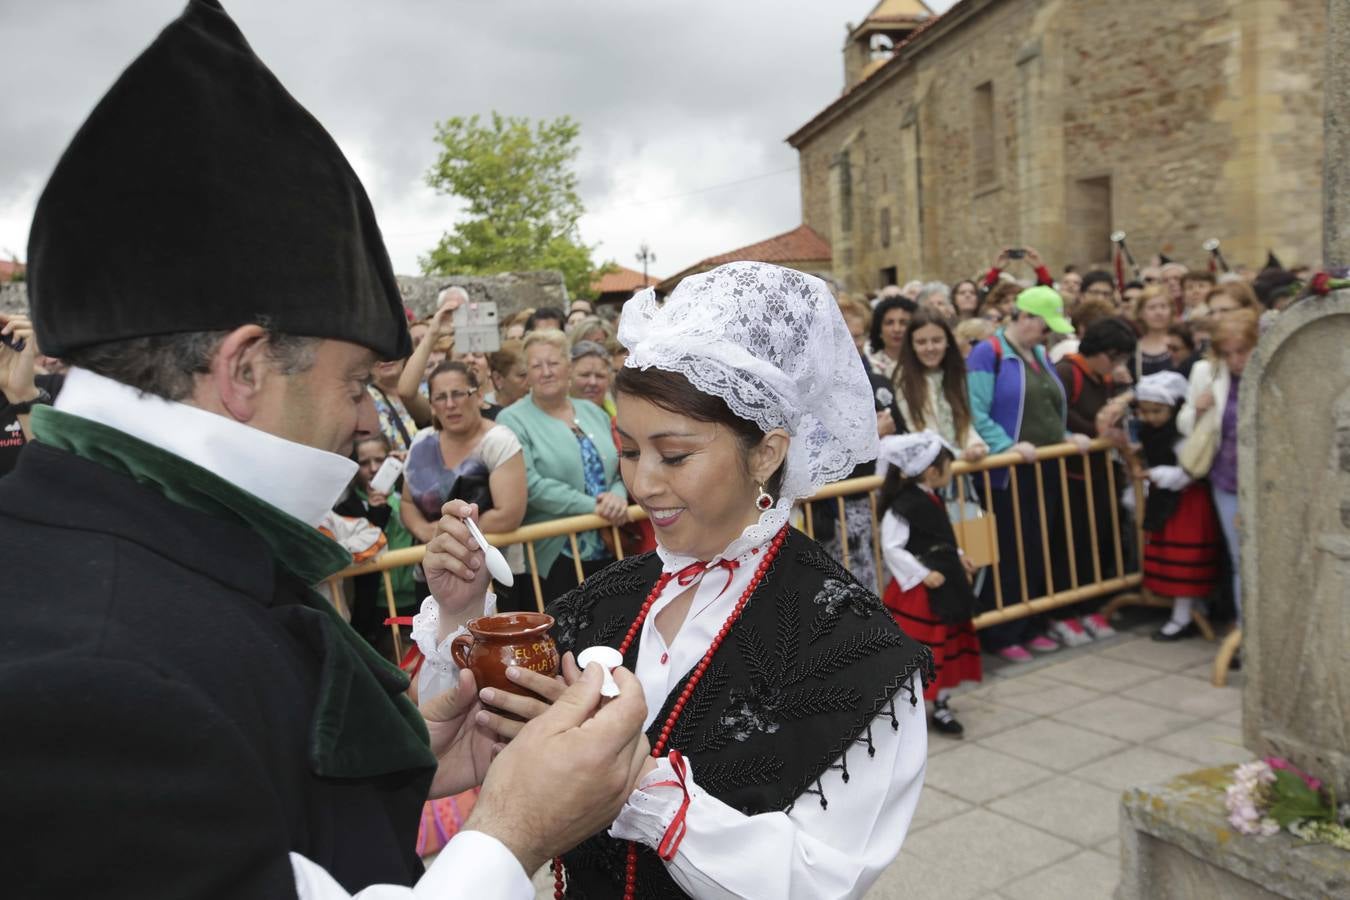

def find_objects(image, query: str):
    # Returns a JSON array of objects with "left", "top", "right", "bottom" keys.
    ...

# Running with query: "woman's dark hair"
[
  {"left": 1080, "top": 270, "right": 1115, "bottom": 294},
  {"left": 894, "top": 311, "right": 973, "bottom": 443},
  {"left": 1079, "top": 317, "right": 1138, "bottom": 357},
  {"left": 526, "top": 306, "right": 566, "bottom": 331},
  {"left": 1166, "top": 321, "right": 1195, "bottom": 353},
  {"left": 614, "top": 366, "right": 785, "bottom": 497},
  {"left": 868, "top": 296, "right": 918, "bottom": 353},
  {"left": 429, "top": 359, "right": 479, "bottom": 390},
  {"left": 878, "top": 448, "right": 955, "bottom": 512},
  {"left": 949, "top": 279, "right": 980, "bottom": 314}
]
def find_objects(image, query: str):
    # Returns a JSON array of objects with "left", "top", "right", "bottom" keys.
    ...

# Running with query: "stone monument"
[{"left": 1117, "top": 294, "right": 1350, "bottom": 898}]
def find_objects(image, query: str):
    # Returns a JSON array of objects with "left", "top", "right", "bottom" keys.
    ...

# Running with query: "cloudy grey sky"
[{"left": 0, "top": 0, "right": 954, "bottom": 281}]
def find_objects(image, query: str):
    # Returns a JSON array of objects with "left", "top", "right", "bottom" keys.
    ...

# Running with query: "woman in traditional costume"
[{"left": 429, "top": 262, "right": 932, "bottom": 898}]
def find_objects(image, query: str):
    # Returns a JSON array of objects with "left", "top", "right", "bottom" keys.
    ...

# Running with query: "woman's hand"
[
  {"left": 962, "top": 443, "right": 989, "bottom": 463},
  {"left": 1069, "top": 433, "right": 1094, "bottom": 454},
  {"left": 367, "top": 489, "right": 389, "bottom": 508},
  {"left": 923, "top": 570, "right": 946, "bottom": 589},
  {"left": 1024, "top": 246, "right": 1044, "bottom": 268},
  {"left": 1012, "top": 441, "right": 1038, "bottom": 464},
  {"left": 595, "top": 492, "right": 628, "bottom": 525},
  {"left": 961, "top": 556, "right": 978, "bottom": 578},
  {"left": 1194, "top": 388, "right": 1215, "bottom": 414},
  {"left": 423, "top": 500, "right": 492, "bottom": 618},
  {"left": 877, "top": 408, "right": 897, "bottom": 437},
  {"left": 0, "top": 313, "right": 38, "bottom": 403}
]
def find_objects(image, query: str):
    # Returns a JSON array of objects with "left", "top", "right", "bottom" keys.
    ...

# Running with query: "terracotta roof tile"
[
  {"left": 592, "top": 263, "right": 659, "bottom": 294},
  {"left": 700, "top": 224, "right": 832, "bottom": 267}
]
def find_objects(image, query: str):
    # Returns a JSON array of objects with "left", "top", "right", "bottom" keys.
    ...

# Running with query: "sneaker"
[
  {"left": 1083, "top": 613, "right": 1116, "bottom": 639},
  {"left": 1027, "top": 635, "right": 1061, "bottom": 653},
  {"left": 997, "top": 644, "right": 1033, "bottom": 663},
  {"left": 931, "top": 699, "right": 964, "bottom": 736},
  {"left": 1049, "top": 618, "right": 1092, "bottom": 647}
]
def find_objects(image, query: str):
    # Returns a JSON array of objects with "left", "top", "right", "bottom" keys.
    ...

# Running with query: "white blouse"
[
  {"left": 411, "top": 507, "right": 928, "bottom": 898},
  {"left": 603, "top": 508, "right": 927, "bottom": 898}
]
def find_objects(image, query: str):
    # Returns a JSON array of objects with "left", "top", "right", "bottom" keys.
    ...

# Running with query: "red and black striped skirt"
[
  {"left": 1143, "top": 482, "right": 1221, "bottom": 598},
  {"left": 883, "top": 578, "right": 983, "bottom": 701}
]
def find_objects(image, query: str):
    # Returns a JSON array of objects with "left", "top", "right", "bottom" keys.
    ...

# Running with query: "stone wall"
[
  {"left": 791, "top": 0, "right": 1325, "bottom": 291},
  {"left": 0, "top": 270, "right": 568, "bottom": 332}
]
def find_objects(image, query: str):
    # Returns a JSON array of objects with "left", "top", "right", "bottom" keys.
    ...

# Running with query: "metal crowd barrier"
[{"left": 329, "top": 439, "right": 1144, "bottom": 662}]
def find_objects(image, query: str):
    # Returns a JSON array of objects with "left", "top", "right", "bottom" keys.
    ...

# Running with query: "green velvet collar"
[{"left": 32, "top": 406, "right": 435, "bottom": 779}]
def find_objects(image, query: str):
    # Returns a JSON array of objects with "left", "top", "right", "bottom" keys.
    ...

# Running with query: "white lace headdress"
[
  {"left": 876, "top": 431, "right": 958, "bottom": 479},
  {"left": 618, "top": 261, "right": 877, "bottom": 507}
]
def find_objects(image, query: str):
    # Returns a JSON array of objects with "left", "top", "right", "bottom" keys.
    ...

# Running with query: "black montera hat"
[{"left": 27, "top": 0, "right": 410, "bottom": 361}]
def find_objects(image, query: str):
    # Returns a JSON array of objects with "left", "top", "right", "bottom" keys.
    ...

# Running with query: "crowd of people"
[{"left": 295, "top": 243, "right": 1308, "bottom": 733}]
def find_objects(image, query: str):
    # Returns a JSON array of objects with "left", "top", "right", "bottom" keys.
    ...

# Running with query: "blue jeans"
[{"left": 1211, "top": 485, "right": 1241, "bottom": 621}]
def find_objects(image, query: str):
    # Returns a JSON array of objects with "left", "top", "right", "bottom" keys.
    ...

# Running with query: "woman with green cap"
[{"left": 965, "top": 286, "right": 1093, "bottom": 662}]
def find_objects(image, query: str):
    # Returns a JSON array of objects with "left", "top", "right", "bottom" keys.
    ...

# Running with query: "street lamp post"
[{"left": 636, "top": 243, "right": 656, "bottom": 286}]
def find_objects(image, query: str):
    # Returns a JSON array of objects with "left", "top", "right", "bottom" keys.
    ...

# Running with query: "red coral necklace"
[{"left": 553, "top": 526, "right": 790, "bottom": 899}]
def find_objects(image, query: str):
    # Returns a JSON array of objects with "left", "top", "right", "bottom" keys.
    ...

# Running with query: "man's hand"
[
  {"left": 421, "top": 669, "right": 499, "bottom": 798},
  {"left": 0, "top": 313, "right": 39, "bottom": 403},
  {"left": 1012, "top": 441, "right": 1038, "bottom": 464},
  {"left": 1069, "top": 433, "right": 1093, "bottom": 454},
  {"left": 424, "top": 500, "right": 493, "bottom": 631},
  {"left": 464, "top": 664, "right": 650, "bottom": 874},
  {"left": 595, "top": 492, "right": 628, "bottom": 525}
]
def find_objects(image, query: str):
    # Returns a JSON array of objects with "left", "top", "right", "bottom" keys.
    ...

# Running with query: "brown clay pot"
[{"left": 450, "top": 613, "right": 560, "bottom": 706}]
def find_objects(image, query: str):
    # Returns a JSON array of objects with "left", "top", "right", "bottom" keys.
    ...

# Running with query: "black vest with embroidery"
[
  {"left": 889, "top": 485, "right": 979, "bottom": 624},
  {"left": 548, "top": 528, "right": 932, "bottom": 899}
]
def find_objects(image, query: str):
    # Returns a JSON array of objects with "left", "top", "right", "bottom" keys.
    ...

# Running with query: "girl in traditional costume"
[
  {"left": 877, "top": 432, "right": 983, "bottom": 736},
  {"left": 432, "top": 261, "right": 932, "bottom": 898},
  {"left": 1133, "top": 371, "right": 1222, "bottom": 640}
]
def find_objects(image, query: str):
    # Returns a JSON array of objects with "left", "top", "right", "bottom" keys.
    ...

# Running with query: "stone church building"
[{"left": 788, "top": 0, "right": 1325, "bottom": 291}]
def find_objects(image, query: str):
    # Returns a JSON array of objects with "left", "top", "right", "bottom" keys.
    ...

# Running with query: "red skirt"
[
  {"left": 883, "top": 578, "right": 983, "bottom": 701},
  {"left": 1143, "top": 482, "right": 1221, "bottom": 598}
]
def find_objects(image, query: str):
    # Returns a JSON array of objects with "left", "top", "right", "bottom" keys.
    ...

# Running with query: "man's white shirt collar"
[{"left": 54, "top": 367, "right": 358, "bottom": 527}]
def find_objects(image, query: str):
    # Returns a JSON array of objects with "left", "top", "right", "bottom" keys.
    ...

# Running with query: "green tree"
[{"left": 420, "top": 112, "right": 606, "bottom": 299}]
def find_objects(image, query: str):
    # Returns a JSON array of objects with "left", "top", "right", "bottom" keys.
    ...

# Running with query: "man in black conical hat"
[{"left": 0, "top": 2, "right": 647, "bottom": 896}]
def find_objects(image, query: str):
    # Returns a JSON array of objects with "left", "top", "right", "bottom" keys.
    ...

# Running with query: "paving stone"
[
  {"left": 961, "top": 671, "right": 1061, "bottom": 701},
  {"left": 903, "top": 808, "right": 1078, "bottom": 891},
  {"left": 946, "top": 696, "right": 1038, "bottom": 741},
  {"left": 1002, "top": 849, "right": 1120, "bottom": 900},
  {"left": 868, "top": 850, "right": 990, "bottom": 900},
  {"left": 1071, "top": 746, "right": 1201, "bottom": 793},
  {"left": 924, "top": 743, "right": 1054, "bottom": 804},
  {"left": 1100, "top": 636, "right": 1220, "bottom": 672},
  {"left": 1150, "top": 719, "right": 1254, "bottom": 767},
  {"left": 1216, "top": 705, "right": 1243, "bottom": 726},
  {"left": 909, "top": 787, "right": 972, "bottom": 832},
  {"left": 1036, "top": 656, "right": 1163, "bottom": 692},
  {"left": 1054, "top": 694, "right": 1201, "bottom": 742},
  {"left": 1097, "top": 836, "right": 1121, "bottom": 858},
  {"left": 995, "top": 681, "right": 1102, "bottom": 716},
  {"left": 1179, "top": 661, "right": 1217, "bottom": 681},
  {"left": 978, "top": 718, "right": 1128, "bottom": 773},
  {"left": 988, "top": 775, "right": 1126, "bottom": 846},
  {"left": 1121, "top": 673, "right": 1243, "bottom": 719}
]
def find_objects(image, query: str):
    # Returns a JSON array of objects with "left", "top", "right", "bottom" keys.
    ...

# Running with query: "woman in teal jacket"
[
  {"left": 966, "top": 287, "right": 1092, "bottom": 662},
  {"left": 496, "top": 329, "right": 628, "bottom": 604}
]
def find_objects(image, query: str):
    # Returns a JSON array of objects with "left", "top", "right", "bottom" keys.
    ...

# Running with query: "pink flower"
[{"left": 1266, "top": 756, "right": 1323, "bottom": 792}]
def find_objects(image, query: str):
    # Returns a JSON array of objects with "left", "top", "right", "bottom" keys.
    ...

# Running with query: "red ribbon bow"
[
  {"left": 673, "top": 559, "right": 740, "bottom": 597},
  {"left": 650, "top": 750, "right": 692, "bottom": 862}
]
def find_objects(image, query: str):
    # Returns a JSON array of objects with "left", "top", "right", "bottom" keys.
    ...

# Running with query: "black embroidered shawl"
[{"left": 549, "top": 528, "right": 932, "bottom": 899}]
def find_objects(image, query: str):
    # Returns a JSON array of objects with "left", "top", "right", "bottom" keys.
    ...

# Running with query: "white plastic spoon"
[
  {"left": 462, "top": 513, "right": 514, "bottom": 587},
  {"left": 577, "top": 646, "right": 624, "bottom": 697}
]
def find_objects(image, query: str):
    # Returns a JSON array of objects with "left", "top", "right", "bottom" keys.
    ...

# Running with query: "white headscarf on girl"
[{"left": 876, "top": 431, "right": 958, "bottom": 480}]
